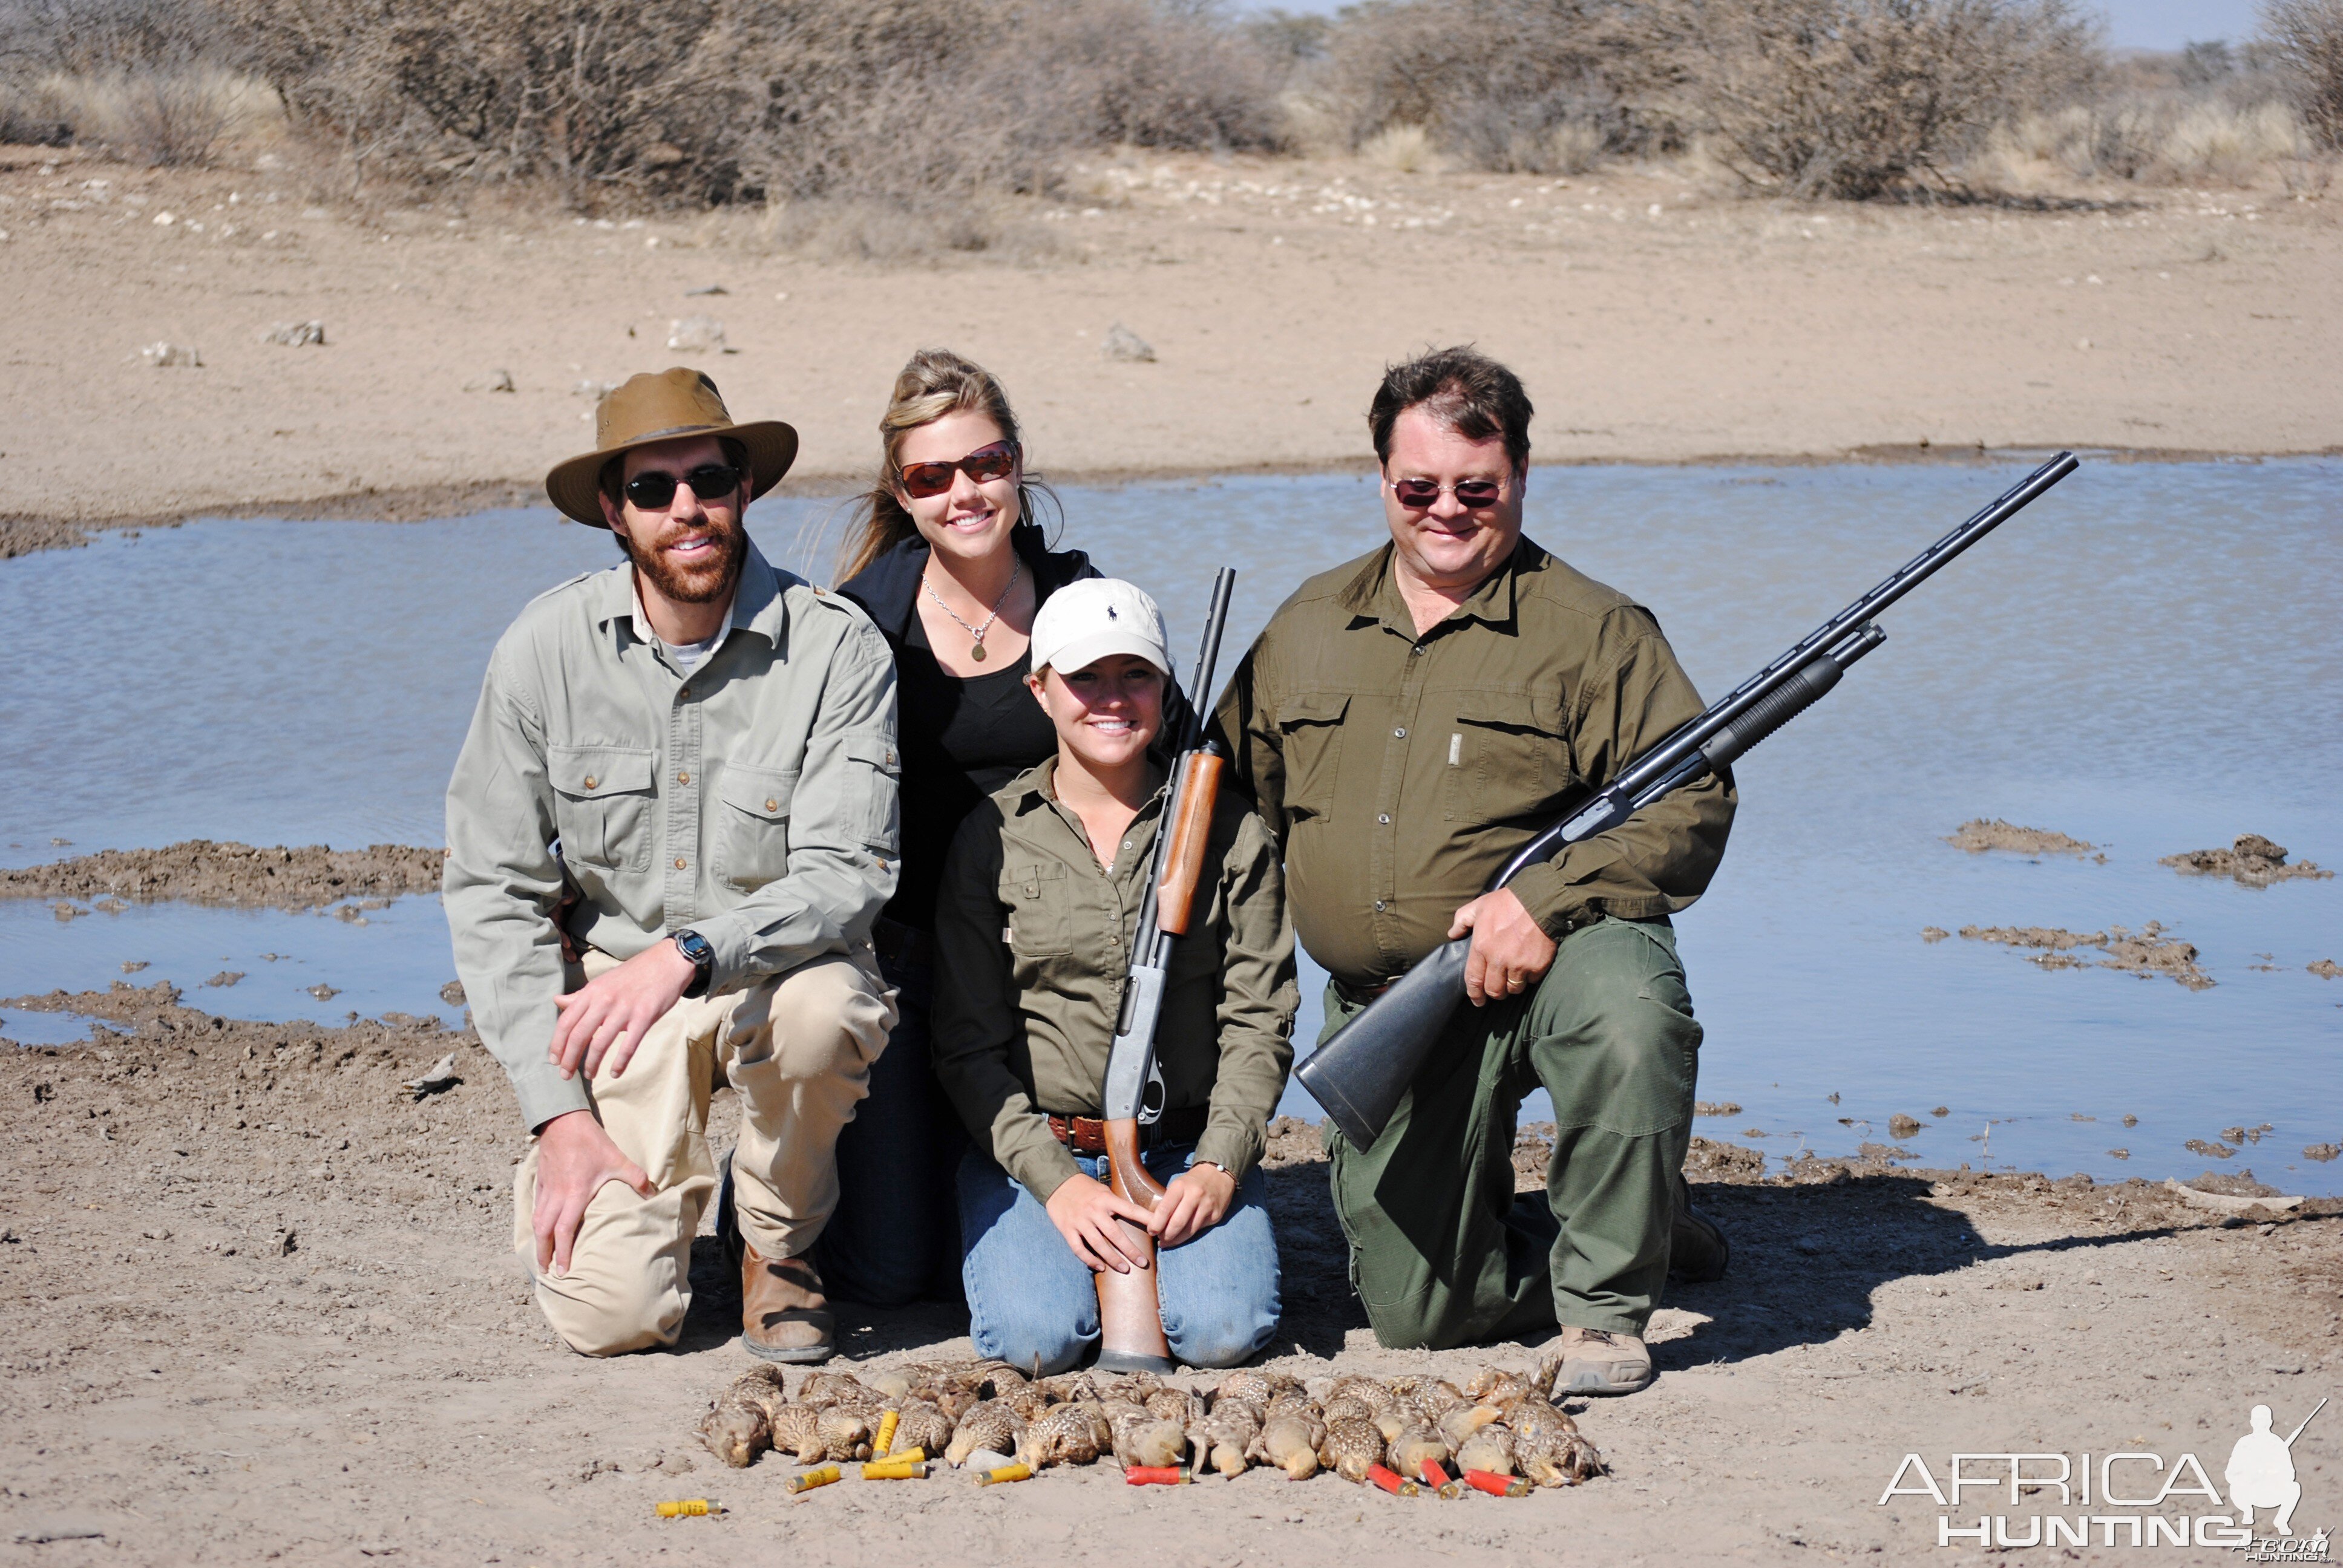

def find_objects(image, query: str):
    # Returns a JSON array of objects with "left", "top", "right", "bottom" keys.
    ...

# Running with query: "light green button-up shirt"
[{"left": 444, "top": 539, "right": 901, "bottom": 1130}]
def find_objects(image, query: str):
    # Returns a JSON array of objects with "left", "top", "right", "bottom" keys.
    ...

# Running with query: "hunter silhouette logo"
[
  {"left": 2229, "top": 1399, "right": 2325, "bottom": 1538},
  {"left": 1879, "top": 1394, "right": 2332, "bottom": 1550}
]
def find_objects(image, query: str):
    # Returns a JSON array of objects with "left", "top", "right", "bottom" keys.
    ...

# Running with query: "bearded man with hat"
[{"left": 445, "top": 368, "right": 901, "bottom": 1361}]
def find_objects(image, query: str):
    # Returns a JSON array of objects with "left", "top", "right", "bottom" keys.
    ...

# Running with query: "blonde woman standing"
[{"left": 807, "top": 348, "right": 1188, "bottom": 1307}]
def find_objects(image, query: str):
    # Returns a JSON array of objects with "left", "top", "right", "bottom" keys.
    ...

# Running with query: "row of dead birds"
[{"left": 701, "top": 1358, "right": 1603, "bottom": 1488}]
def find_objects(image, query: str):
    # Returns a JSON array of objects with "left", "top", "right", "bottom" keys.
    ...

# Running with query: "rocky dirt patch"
[
  {"left": 1959, "top": 921, "right": 2214, "bottom": 988},
  {"left": 1945, "top": 818, "right": 2098, "bottom": 857},
  {"left": 0, "top": 840, "right": 444, "bottom": 910},
  {"left": 2161, "top": 832, "right": 2332, "bottom": 887}
]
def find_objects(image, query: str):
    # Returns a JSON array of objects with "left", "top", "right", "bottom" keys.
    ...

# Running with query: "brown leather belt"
[
  {"left": 1047, "top": 1105, "right": 1210, "bottom": 1154},
  {"left": 1331, "top": 977, "right": 1393, "bottom": 1008}
]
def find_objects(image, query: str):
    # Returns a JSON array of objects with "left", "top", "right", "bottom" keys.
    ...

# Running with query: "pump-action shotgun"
[{"left": 1094, "top": 567, "right": 1237, "bottom": 1373}]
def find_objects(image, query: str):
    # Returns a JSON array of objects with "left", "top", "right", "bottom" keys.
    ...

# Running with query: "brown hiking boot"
[
  {"left": 741, "top": 1245, "right": 834, "bottom": 1364},
  {"left": 1669, "top": 1201, "right": 1730, "bottom": 1284},
  {"left": 1546, "top": 1326, "right": 1653, "bottom": 1397}
]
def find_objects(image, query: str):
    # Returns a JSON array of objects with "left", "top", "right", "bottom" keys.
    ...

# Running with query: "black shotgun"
[{"left": 1296, "top": 451, "right": 2080, "bottom": 1151}]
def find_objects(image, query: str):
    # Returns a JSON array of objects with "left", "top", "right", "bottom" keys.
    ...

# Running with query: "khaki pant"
[{"left": 513, "top": 944, "right": 896, "bottom": 1356}]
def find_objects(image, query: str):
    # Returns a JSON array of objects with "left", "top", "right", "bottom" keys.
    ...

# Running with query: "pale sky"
[{"left": 1232, "top": 0, "right": 2267, "bottom": 51}]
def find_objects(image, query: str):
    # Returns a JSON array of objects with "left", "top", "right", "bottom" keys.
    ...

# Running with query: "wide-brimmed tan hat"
[{"left": 545, "top": 367, "right": 798, "bottom": 528}]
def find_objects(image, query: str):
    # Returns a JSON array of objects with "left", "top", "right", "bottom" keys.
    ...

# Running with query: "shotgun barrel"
[{"left": 1296, "top": 452, "right": 2079, "bottom": 1151}]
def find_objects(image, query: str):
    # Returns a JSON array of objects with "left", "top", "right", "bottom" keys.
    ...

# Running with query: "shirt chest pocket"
[
  {"left": 1444, "top": 690, "right": 1569, "bottom": 826},
  {"left": 716, "top": 765, "right": 798, "bottom": 891},
  {"left": 1274, "top": 688, "right": 1351, "bottom": 823},
  {"left": 998, "top": 862, "right": 1075, "bottom": 958},
  {"left": 548, "top": 745, "right": 657, "bottom": 873}
]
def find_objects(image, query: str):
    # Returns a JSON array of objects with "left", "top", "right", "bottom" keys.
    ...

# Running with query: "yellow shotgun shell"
[
  {"left": 860, "top": 1459, "right": 930, "bottom": 1480},
  {"left": 654, "top": 1499, "right": 718, "bottom": 1517},
  {"left": 787, "top": 1465, "right": 842, "bottom": 1494},
  {"left": 873, "top": 1409, "right": 900, "bottom": 1457},
  {"left": 977, "top": 1463, "right": 1033, "bottom": 1486}
]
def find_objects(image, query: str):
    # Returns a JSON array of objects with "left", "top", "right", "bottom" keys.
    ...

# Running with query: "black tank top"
[{"left": 885, "top": 609, "right": 1059, "bottom": 932}]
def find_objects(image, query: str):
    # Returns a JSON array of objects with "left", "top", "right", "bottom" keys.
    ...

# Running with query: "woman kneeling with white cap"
[{"left": 931, "top": 579, "right": 1297, "bottom": 1374}]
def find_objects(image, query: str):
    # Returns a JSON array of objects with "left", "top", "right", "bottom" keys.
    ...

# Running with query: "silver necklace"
[{"left": 922, "top": 559, "right": 1020, "bottom": 663}]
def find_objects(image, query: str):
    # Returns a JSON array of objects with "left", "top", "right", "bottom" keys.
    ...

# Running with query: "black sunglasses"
[
  {"left": 623, "top": 463, "right": 744, "bottom": 511},
  {"left": 1387, "top": 476, "right": 1505, "bottom": 509}
]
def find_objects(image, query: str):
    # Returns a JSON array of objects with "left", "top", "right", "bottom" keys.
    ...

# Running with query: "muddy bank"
[
  {"left": 1, "top": 840, "right": 444, "bottom": 910},
  {"left": 1944, "top": 818, "right": 2098, "bottom": 857},
  {"left": 4, "top": 981, "right": 2342, "bottom": 1564},
  {"left": 1957, "top": 921, "right": 2214, "bottom": 988},
  {"left": 2162, "top": 832, "right": 2332, "bottom": 886}
]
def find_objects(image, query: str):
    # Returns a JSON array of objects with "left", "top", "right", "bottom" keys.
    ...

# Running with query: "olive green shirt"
[
  {"left": 1211, "top": 537, "right": 1735, "bottom": 991},
  {"left": 444, "top": 540, "right": 902, "bottom": 1132},
  {"left": 931, "top": 758, "right": 1299, "bottom": 1203}
]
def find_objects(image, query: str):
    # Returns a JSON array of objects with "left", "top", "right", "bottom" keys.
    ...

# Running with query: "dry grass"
[
  {"left": 1979, "top": 96, "right": 2310, "bottom": 185},
  {"left": 33, "top": 68, "right": 280, "bottom": 165},
  {"left": 1360, "top": 122, "right": 1441, "bottom": 172}
]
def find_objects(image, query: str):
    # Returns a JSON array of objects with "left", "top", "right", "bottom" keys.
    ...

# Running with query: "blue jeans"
[
  {"left": 956, "top": 1141, "right": 1281, "bottom": 1375},
  {"left": 808, "top": 938, "right": 964, "bottom": 1305}
]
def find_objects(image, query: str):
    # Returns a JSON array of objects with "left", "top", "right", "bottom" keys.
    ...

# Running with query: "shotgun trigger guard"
[{"left": 1139, "top": 1059, "right": 1165, "bottom": 1126}]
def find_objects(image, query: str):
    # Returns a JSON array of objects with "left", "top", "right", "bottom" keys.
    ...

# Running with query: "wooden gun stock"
[
  {"left": 1094, "top": 1119, "right": 1173, "bottom": 1371},
  {"left": 1154, "top": 747, "right": 1225, "bottom": 936}
]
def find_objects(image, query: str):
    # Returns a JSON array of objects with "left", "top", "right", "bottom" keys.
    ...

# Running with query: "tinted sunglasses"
[
  {"left": 1387, "top": 476, "right": 1505, "bottom": 509},
  {"left": 623, "top": 463, "right": 744, "bottom": 511},
  {"left": 898, "top": 441, "right": 1018, "bottom": 500}
]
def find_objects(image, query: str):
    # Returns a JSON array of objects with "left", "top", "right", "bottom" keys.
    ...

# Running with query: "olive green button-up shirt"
[
  {"left": 1211, "top": 538, "right": 1735, "bottom": 991},
  {"left": 931, "top": 758, "right": 1298, "bottom": 1203},
  {"left": 444, "top": 539, "right": 901, "bottom": 1131}
]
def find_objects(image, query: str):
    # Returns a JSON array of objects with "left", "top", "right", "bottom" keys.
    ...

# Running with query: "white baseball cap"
[{"left": 1029, "top": 578, "right": 1171, "bottom": 676}]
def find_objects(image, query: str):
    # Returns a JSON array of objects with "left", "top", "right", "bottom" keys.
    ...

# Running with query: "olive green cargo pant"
[{"left": 1321, "top": 915, "right": 1700, "bottom": 1348}]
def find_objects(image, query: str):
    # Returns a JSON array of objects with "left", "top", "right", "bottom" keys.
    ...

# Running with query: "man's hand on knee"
[
  {"left": 549, "top": 938, "right": 696, "bottom": 1081},
  {"left": 1448, "top": 887, "right": 1558, "bottom": 1007},
  {"left": 532, "top": 1109, "right": 657, "bottom": 1276}
]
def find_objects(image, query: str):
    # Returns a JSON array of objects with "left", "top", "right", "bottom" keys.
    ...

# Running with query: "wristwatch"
[{"left": 673, "top": 929, "right": 714, "bottom": 998}]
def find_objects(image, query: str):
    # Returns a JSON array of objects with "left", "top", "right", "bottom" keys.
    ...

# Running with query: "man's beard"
[{"left": 616, "top": 513, "right": 746, "bottom": 606}]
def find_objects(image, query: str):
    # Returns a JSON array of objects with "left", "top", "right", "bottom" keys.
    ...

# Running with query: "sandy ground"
[
  {"left": 1, "top": 143, "right": 2338, "bottom": 555},
  {"left": 3, "top": 980, "right": 2339, "bottom": 1566}
]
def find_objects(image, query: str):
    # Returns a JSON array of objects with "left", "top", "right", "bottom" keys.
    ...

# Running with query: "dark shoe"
[
  {"left": 741, "top": 1245, "right": 834, "bottom": 1364},
  {"left": 1546, "top": 1326, "right": 1653, "bottom": 1397},
  {"left": 1670, "top": 1201, "right": 1729, "bottom": 1284}
]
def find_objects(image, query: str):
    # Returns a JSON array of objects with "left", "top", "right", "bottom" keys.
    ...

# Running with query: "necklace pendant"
[{"left": 969, "top": 642, "right": 987, "bottom": 662}]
